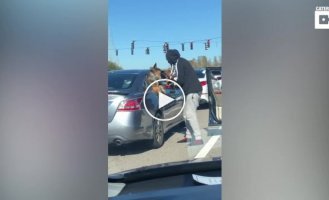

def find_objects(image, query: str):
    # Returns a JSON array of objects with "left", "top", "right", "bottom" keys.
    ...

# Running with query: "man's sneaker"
[
  {"left": 188, "top": 139, "right": 204, "bottom": 146},
  {"left": 177, "top": 137, "right": 192, "bottom": 143}
]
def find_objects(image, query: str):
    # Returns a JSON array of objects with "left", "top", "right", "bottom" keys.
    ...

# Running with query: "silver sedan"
[{"left": 108, "top": 70, "right": 184, "bottom": 148}]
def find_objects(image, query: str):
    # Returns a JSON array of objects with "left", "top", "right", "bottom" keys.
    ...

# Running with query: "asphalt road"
[{"left": 108, "top": 106, "right": 222, "bottom": 174}]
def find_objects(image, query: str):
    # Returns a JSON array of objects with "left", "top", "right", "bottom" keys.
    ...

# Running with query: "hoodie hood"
[{"left": 166, "top": 49, "right": 180, "bottom": 65}]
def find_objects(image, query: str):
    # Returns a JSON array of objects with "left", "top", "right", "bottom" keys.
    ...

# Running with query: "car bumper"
[{"left": 108, "top": 110, "right": 153, "bottom": 145}]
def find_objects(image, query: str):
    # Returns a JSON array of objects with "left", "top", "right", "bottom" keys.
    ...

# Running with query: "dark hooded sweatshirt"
[{"left": 166, "top": 49, "right": 202, "bottom": 95}]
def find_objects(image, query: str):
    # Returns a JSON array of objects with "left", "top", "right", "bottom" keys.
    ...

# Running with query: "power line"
[{"left": 133, "top": 36, "right": 221, "bottom": 43}]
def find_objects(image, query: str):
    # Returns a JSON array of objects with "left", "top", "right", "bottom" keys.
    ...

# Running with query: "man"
[{"left": 165, "top": 49, "right": 204, "bottom": 146}]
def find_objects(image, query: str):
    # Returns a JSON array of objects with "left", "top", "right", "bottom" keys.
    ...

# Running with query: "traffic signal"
[
  {"left": 163, "top": 42, "right": 169, "bottom": 53},
  {"left": 205, "top": 39, "right": 210, "bottom": 50},
  {"left": 131, "top": 41, "right": 135, "bottom": 49},
  {"left": 181, "top": 43, "right": 184, "bottom": 51},
  {"left": 146, "top": 47, "right": 150, "bottom": 55},
  {"left": 131, "top": 41, "right": 135, "bottom": 55},
  {"left": 190, "top": 42, "right": 193, "bottom": 50},
  {"left": 115, "top": 49, "right": 118, "bottom": 56}
]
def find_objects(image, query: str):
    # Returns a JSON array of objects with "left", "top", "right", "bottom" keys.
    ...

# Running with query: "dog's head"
[{"left": 148, "top": 63, "right": 171, "bottom": 80}]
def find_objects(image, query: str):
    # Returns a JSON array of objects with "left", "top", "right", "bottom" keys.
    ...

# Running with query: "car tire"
[{"left": 151, "top": 113, "right": 164, "bottom": 149}]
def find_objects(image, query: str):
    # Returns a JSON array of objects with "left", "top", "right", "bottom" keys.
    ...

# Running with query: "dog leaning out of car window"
[
  {"left": 147, "top": 63, "right": 172, "bottom": 94},
  {"left": 144, "top": 71, "right": 161, "bottom": 115},
  {"left": 145, "top": 63, "right": 176, "bottom": 115}
]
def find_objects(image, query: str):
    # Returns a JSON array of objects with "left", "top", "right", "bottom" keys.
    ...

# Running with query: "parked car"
[
  {"left": 211, "top": 67, "right": 222, "bottom": 80},
  {"left": 210, "top": 67, "right": 222, "bottom": 95},
  {"left": 195, "top": 69, "right": 209, "bottom": 104},
  {"left": 195, "top": 68, "right": 222, "bottom": 104},
  {"left": 108, "top": 70, "right": 184, "bottom": 148}
]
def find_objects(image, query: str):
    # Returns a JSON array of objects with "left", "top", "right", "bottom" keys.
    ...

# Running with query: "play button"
[
  {"left": 143, "top": 79, "right": 185, "bottom": 122},
  {"left": 158, "top": 92, "right": 175, "bottom": 109}
]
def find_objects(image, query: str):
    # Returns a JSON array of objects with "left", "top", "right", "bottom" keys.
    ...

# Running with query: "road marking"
[{"left": 194, "top": 135, "right": 220, "bottom": 159}]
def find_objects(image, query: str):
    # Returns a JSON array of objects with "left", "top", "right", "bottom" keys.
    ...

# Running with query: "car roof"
[
  {"left": 108, "top": 69, "right": 149, "bottom": 75},
  {"left": 194, "top": 68, "right": 205, "bottom": 71}
]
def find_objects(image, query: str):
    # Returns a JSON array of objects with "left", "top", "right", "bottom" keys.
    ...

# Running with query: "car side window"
[
  {"left": 142, "top": 75, "right": 148, "bottom": 91},
  {"left": 164, "top": 85, "right": 182, "bottom": 99}
]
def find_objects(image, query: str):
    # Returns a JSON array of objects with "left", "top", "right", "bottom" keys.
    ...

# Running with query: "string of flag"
[{"left": 109, "top": 37, "right": 221, "bottom": 56}]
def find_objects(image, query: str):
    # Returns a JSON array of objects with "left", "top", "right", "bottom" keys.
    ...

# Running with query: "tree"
[
  {"left": 197, "top": 56, "right": 208, "bottom": 67},
  {"left": 189, "top": 55, "right": 222, "bottom": 68},
  {"left": 190, "top": 58, "right": 198, "bottom": 68},
  {"left": 108, "top": 61, "right": 122, "bottom": 71},
  {"left": 213, "top": 56, "right": 221, "bottom": 67}
]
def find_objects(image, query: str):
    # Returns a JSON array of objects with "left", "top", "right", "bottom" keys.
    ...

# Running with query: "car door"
[
  {"left": 161, "top": 82, "right": 184, "bottom": 127},
  {"left": 206, "top": 67, "right": 222, "bottom": 126}
]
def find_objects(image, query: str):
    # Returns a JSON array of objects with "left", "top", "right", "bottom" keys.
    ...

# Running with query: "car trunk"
[{"left": 108, "top": 92, "right": 128, "bottom": 123}]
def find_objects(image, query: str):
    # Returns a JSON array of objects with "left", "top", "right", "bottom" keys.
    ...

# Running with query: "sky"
[{"left": 108, "top": 0, "right": 222, "bottom": 69}]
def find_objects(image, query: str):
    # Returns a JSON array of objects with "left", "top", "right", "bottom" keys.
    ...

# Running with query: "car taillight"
[
  {"left": 117, "top": 98, "right": 142, "bottom": 111},
  {"left": 200, "top": 81, "right": 207, "bottom": 87}
]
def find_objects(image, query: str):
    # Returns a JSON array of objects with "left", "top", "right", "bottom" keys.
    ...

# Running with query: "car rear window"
[
  {"left": 212, "top": 70, "right": 221, "bottom": 76},
  {"left": 108, "top": 73, "right": 137, "bottom": 90}
]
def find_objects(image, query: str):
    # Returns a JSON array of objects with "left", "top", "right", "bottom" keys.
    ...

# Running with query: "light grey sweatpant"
[{"left": 183, "top": 93, "right": 202, "bottom": 140}]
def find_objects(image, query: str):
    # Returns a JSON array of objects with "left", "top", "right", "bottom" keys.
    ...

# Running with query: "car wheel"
[{"left": 151, "top": 113, "right": 164, "bottom": 148}]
